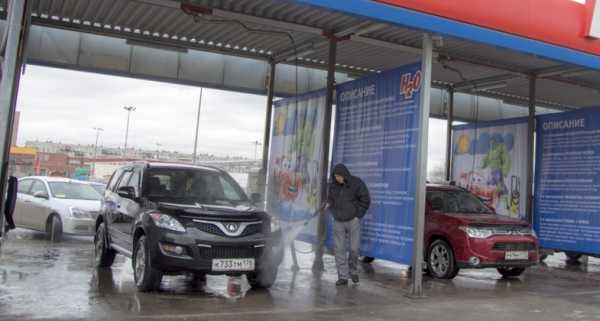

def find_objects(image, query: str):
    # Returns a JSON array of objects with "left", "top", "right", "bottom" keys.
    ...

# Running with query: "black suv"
[{"left": 93, "top": 162, "right": 284, "bottom": 291}]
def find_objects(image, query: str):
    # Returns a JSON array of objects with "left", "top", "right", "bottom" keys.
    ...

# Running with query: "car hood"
[
  {"left": 52, "top": 198, "right": 102, "bottom": 213},
  {"left": 443, "top": 213, "right": 529, "bottom": 226},
  {"left": 155, "top": 202, "right": 266, "bottom": 220}
]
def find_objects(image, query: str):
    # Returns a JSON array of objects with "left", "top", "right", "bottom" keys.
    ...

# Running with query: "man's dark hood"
[
  {"left": 327, "top": 163, "right": 371, "bottom": 221},
  {"left": 332, "top": 163, "right": 351, "bottom": 183}
]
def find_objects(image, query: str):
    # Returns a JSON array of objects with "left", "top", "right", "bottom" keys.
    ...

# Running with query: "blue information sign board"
[
  {"left": 332, "top": 62, "right": 422, "bottom": 264},
  {"left": 535, "top": 108, "right": 600, "bottom": 255}
]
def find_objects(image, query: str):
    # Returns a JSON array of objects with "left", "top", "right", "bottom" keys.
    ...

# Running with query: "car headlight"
[
  {"left": 149, "top": 213, "right": 186, "bottom": 232},
  {"left": 459, "top": 225, "right": 494, "bottom": 239},
  {"left": 69, "top": 207, "right": 92, "bottom": 219},
  {"left": 270, "top": 217, "right": 281, "bottom": 232}
]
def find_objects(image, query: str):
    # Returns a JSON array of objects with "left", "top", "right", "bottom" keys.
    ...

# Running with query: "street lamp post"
[
  {"left": 123, "top": 106, "right": 136, "bottom": 157},
  {"left": 192, "top": 88, "right": 203, "bottom": 164},
  {"left": 155, "top": 142, "right": 162, "bottom": 160},
  {"left": 92, "top": 127, "right": 104, "bottom": 178},
  {"left": 251, "top": 140, "right": 261, "bottom": 160}
]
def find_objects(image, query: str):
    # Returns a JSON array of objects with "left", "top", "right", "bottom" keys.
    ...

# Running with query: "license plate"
[
  {"left": 505, "top": 251, "right": 528, "bottom": 260},
  {"left": 212, "top": 258, "right": 255, "bottom": 271}
]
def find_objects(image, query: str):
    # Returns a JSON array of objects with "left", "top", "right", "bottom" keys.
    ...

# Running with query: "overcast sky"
[{"left": 15, "top": 65, "right": 448, "bottom": 170}]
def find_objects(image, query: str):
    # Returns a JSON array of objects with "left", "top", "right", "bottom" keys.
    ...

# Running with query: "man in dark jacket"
[{"left": 327, "top": 164, "right": 370, "bottom": 285}]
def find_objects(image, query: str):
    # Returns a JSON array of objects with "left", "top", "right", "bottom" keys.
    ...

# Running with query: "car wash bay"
[{"left": 1, "top": 0, "right": 600, "bottom": 320}]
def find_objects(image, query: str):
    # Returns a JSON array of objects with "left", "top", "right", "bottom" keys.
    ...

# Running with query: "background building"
[{"left": 8, "top": 146, "right": 37, "bottom": 177}]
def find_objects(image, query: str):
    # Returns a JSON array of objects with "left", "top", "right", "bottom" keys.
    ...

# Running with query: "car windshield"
[
  {"left": 144, "top": 168, "right": 248, "bottom": 206},
  {"left": 427, "top": 189, "right": 493, "bottom": 214},
  {"left": 90, "top": 184, "right": 105, "bottom": 195},
  {"left": 48, "top": 182, "right": 102, "bottom": 200}
]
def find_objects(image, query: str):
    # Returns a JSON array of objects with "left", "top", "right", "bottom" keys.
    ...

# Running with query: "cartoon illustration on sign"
[
  {"left": 268, "top": 95, "right": 324, "bottom": 222},
  {"left": 453, "top": 123, "right": 526, "bottom": 218}
]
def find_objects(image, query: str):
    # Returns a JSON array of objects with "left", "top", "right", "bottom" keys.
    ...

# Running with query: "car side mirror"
[
  {"left": 250, "top": 193, "right": 263, "bottom": 205},
  {"left": 117, "top": 186, "right": 136, "bottom": 199},
  {"left": 33, "top": 191, "right": 49, "bottom": 199}
]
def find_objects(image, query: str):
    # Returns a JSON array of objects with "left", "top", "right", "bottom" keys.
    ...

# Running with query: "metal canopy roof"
[{"left": 5, "top": 0, "right": 600, "bottom": 111}]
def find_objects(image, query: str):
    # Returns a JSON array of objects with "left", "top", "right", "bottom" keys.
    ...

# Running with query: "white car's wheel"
[{"left": 46, "top": 215, "right": 63, "bottom": 242}]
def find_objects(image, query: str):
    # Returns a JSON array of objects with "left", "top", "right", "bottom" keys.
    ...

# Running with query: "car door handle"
[{"left": 23, "top": 200, "right": 31, "bottom": 203}]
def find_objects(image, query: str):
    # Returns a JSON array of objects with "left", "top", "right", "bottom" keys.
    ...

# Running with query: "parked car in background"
[
  {"left": 424, "top": 184, "right": 539, "bottom": 279},
  {"left": 362, "top": 184, "right": 539, "bottom": 279},
  {"left": 94, "top": 162, "right": 284, "bottom": 292},
  {"left": 14, "top": 176, "right": 102, "bottom": 241}
]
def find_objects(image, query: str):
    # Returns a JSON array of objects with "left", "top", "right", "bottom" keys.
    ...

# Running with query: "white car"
[{"left": 14, "top": 176, "right": 102, "bottom": 241}]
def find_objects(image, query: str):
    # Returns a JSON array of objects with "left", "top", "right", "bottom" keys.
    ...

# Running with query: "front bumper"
[
  {"left": 455, "top": 234, "right": 539, "bottom": 269},
  {"left": 62, "top": 217, "right": 95, "bottom": 235},
  {"left": 457, "top": 261, "right": 537, "bottom": 269},
  {"left": 146, "top": 226, "right": 284, "bottom": 274}
]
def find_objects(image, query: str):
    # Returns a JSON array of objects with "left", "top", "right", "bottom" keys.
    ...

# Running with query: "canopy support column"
[
  {"left": 313, "top": 37, "right": 337, "bottom": 271},
  {"left": 410, "top": 33, "right": 433, "bottom": 297}
]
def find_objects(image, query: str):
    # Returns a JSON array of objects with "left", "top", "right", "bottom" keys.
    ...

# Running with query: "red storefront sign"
[{"left": 375, "top": 0, "right": 600, "bottom": 56}]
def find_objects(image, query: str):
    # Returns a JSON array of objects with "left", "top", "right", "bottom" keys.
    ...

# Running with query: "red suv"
[{"left": 425, "top": 184, "right": 539, "bottom": 279}]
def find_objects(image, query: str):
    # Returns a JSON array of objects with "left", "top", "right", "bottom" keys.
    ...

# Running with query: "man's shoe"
[
  {"left": 336, "top": 279, "right": 348, "bottom": 286},
  {"left": 351, "top": 274, "right": 359, "bottom": 283}
]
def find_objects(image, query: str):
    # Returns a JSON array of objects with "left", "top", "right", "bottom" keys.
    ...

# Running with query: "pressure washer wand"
[{"left": 304, "top": 204, "right": 328, "bottom": 226}]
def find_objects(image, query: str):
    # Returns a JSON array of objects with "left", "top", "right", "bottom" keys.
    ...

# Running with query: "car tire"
[
  {"left": 360, "top": 256, "right": 375, "bottom": 263},
  {"left": 565, "top": 252, "right": 582, "bottom": 263},
  {"left": 427, "top": 239, "right": 459, "bottom": 279},
  {"left": 192, "top": 273, "right": 207, "bottom": 285},
  {"left": 132, "top": 235, "right": 163, "bottom": 292},
  {"left": 46, "top": 215, "right": 63, "bottom": 242},
  {"left": 94, "top": 222, "right": 116, "bottom": 268},
  {"left": 247, "top": 268, "right": 278, "bottom": 289},
  {"left": 497, "top": 267, "right": 526, "bottom": 278}
]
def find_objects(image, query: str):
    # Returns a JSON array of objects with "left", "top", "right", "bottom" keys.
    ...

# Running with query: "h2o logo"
[{"left": 400, "top": 70, "right": 422, "bottom": 99}]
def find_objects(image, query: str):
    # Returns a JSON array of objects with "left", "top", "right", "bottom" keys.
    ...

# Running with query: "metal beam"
[
  {"left": 261, "top": 62, "right": 276, "bottom": 174},
  {"left": 560, "top": 69, "right": 597, "bottom": 78},
  {"left": 526, "top": 76, "right": 536, "bottom": 224},
  {"left": 273, "top": 22, "right": 386, "bottom": 64},
  {"left": 273, "top": 39, "right": 324, "bottom": 63},
  {"left": 445, "top": 86, "right": 454, "bottom": 181},
  {"left": 335, "top": 22, "right": 387, "bottom": 38},
  {"left": 410, "top": 33, "right": 433, "bottom": 298},
  {"left": 212, "top": 9, "right": 323, "bottom": 36},
  {"left": 441, "top": 52, "right": 600, "bottom": 94},
  {"left": 468, "top": 89, "right": 578, "bottom": 111},
  {"left": 30, "top": 16, "right": 271, "bottom": 62},
  {"left": 313, "top": 37, "right": 337, "bottom": 271},
  {"left": 534, "top": 64, "right": 582, "bottom": 78},
  {"left": 454, "top": 74, "right": 521, "bottom": 91},
  {"left": 0, "top": 0, "right": 27, "bottom": 244},
  {"left": 351, "top": 35, "right": 423, "bottom": 56}
]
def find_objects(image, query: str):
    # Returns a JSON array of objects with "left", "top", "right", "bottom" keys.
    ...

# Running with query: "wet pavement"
[{"left": 2, "top": 229, "right": 600, "bottom": 321}]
